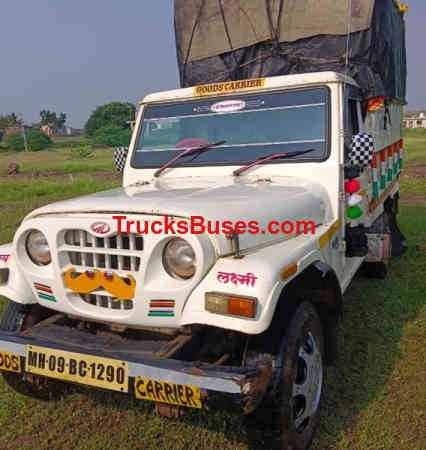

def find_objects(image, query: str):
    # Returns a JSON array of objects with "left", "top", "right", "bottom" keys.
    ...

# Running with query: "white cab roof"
[{"left": 141, "top": 71, "right": 358, "bottom": 104}]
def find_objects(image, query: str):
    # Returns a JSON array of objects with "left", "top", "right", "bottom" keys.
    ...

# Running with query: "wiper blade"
[
  {"left": 233, "top": 149, "right": 315, "bottom": 176},
  {"left": 154, "top": 140, "right": 226, "bottom": 178}
]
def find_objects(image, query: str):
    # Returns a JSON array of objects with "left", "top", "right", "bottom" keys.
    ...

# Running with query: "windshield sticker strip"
[
  {"left": 194, "top": 78, "right": 265, "bottom": 97},
  {"left": 211, "top": 100, "right": 246, "bottom": 113},
  {"left": 144, "top": 103, "right": 326, "bottom": 122}
]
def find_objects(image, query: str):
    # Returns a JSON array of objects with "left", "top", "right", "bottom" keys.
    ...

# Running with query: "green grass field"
[
  {"left": 0, "top": 146, "right": 115, "bottom": 175},
  {"left": 0, "top": 137, "right": 425, "bottom": 450},
  {"left": 402, "top": 129, "right": 426, "bottom": 164}
]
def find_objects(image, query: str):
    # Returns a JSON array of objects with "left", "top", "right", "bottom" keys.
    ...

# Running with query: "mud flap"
[
  {"left": 345, "top": 225, "right": 369, "bottom": 258},
  {"left": 384, "top": 196, "right": 407, "bottom": 257}
]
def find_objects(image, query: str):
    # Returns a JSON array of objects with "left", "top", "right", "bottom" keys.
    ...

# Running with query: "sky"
[{"left": 0, "top": 0, "right": 423, "bottom": 128}]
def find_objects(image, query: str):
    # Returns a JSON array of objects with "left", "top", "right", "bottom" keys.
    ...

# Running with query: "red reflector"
[
  {"left": 367, "top": 96, "right": 386, "bottom": 112},
  {"left": 345, "top": 180, "right": 360, "bottom": 194}
]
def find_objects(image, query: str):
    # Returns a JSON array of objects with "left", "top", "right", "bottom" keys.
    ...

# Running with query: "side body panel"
[{"left": 341, "top": 98, "right": 403, "bottom": 292}]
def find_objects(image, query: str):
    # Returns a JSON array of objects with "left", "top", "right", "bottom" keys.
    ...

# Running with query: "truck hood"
[{"left": 26, "top": 176, "right": 332, "bottom": 253}]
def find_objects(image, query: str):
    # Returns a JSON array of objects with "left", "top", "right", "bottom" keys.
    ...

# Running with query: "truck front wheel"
[
  {"left": 273, "top": 301, "right": 324, "bottom": 450},
  {"left": 0, "top": 301, "right": 68, "bottom": 400}
]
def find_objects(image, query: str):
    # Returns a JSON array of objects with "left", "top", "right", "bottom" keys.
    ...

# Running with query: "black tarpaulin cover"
[{"left": 174, "top": 0, "right": 406, "bottom": 101}]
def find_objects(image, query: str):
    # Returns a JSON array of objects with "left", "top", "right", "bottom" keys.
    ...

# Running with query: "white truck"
[
  {"left": 0, "top": 1, "right": 408, "bottom": 449},
  {"left": 0, "top": 70, "right": 406, "bottom": 447}
]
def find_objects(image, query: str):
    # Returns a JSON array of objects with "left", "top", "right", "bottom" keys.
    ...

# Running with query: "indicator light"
[
  {"left": 205, "top": 292, "right": 257, "bottom": 318},
  {"left": 281, "top": 263, "right": 298, "bottom": 281}
]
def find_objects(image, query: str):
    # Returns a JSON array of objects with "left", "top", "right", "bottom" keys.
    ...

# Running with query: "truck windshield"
[{"left": 132, "top": 87, "right": 329, "bottom": 168}]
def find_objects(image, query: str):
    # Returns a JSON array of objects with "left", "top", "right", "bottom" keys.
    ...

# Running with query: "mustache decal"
[{"left": 64, "top": 269, "right": 136, "bottom": 300}]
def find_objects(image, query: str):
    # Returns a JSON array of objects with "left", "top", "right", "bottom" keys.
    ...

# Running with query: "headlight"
[
  {"left": 26, "top": 230, "right": 51, "bottom": 266},
  {"left": 163, "top": 238, "right": 196, "bottom": 280}
]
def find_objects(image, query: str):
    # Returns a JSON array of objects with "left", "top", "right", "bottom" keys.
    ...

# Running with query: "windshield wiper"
[
  {"left": 233, "top": 149, "right": 315, "bottom": 176},
  {"left": 154, "top": 140, "right": 226, "bottom": 178}
]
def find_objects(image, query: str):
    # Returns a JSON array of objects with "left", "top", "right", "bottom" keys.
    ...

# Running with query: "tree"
[
  {"left": 90, "top": 125, "right": 132, "bottom": 147},
  {"left": 39, "top": 110, "right": 67, "bottom": 129},
  {"left": 3, "top": 130, "right": 52, "bottom": 152},
  {"left": 27, "top": 130, "right": 52, "bottom": 151},
  {"left": 85, "top": 102, "right": 135, "bottom": 136},
  {"left": 2, "top": 132, "right": 25, "bottom": 151},
  {"left": 0, "top": 113, "right": 22, "bottom": 129}
]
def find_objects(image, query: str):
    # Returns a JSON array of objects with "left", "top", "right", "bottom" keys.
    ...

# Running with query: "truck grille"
[
  {"left": 64, "top": 230, "right": 143, "bottom": 271},
  {"left": 80, "top": 293, "right": 133, "bottom": 311},
  {"left": 61, "top": 230, "right": 143, "bottom": 312}
]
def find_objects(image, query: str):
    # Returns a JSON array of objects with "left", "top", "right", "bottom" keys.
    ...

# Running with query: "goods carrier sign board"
[{"left": 194, "top": 78, "right": 265, "bottom": 97}]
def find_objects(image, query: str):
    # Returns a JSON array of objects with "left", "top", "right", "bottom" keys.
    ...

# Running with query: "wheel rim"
[{"left": 291, "top": 331, "right": 323, "bottom": 431}]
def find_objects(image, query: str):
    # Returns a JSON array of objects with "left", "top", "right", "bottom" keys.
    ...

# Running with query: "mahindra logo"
[{"left": 91, "top": 222, "right": 111, "bottom": 235}]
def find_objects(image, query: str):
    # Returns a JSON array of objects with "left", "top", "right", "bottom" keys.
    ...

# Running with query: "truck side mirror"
[
  {"left": 349, "top": 133, "right": 375, "bottom": 169},
  {"left": 114, "top": 147, "right": 129, "bottom": 172}
]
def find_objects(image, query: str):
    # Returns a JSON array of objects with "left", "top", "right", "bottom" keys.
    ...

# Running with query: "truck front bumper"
[{"left": 0, "top": 329, "right": 272, "bottom": 415}]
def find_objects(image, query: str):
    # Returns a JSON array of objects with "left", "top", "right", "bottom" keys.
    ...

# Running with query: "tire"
[
  {"left": 0, "top": 301, "right": 32, "bottom": 332},
  {"left": 0, "top": 301, "right": 68, "bottom": 400},
  {"left": 273, "top": 302, "right": 325, "bottom": 450}
]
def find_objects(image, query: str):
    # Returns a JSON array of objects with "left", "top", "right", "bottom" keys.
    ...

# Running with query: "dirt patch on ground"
[
  {"left": 400, "top": 164, "right": 426, "bottom": 205},
  {"left": 1, "top": 171, "right": 71, "bottom": 181},
  {"left": 92, "top": 172, "right": 121, "bottom": 182},
  {"left": 0, "top": 171, "right": 121, "bottom": 182},
  {"left": 400, "top": 194, "right": 426, "bottom": 206},
  {"left": 401, "top": 164, "right": 426, "bottom": 179}
]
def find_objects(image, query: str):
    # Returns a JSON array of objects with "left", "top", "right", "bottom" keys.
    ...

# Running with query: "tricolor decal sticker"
[
  {"left": 380, "top": 149, "right": 387, "bottom": 190},
  {"left": 387, "top": 146, "right": 393, "bottom": 182},
  {"left": 371, "top": 153, "right": 379, "bottom": 200},
  {"left": 148, "top": 300, "right": 175, "bottom": 317},
  {"left": 34, "top": 283, "right": 56, "bottom": 302}
]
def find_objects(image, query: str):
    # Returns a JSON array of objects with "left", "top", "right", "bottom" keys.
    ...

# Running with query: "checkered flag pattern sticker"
[
  {"left": 114, "top": 147, "right": 128, "bottom": 172},
  {"left": 349, "top": 133, "right": 375, "bottom": 168}
]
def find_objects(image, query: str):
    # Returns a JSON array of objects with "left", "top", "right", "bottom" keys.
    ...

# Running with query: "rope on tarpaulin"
[
  {"left": 231, "top": 0, "right": 361, "bottom": 81},
  {"left": 217, "top": 0, "right": 286, "bottom": 80},
  {"left": 181, "top": 0, "right": 287, "bottom": 85},
  {"left": 396, "top": 2, "right": 408, "bottom": 14},
  {"left": 197, "top": 49, "right": 371, "bottom": 86},
  {"left": 180, "top": 0, "right": 402, "bottom": 88},
  {"left": 343, "top": 0, "right": 353, "bottom": 91},
  {"left": 343, "top": 0, "right": 353, "bottom": 137},
  {"left": 181, "top": 0, "right": 207, "bottom": 87},
  {"left": 265, "top": 0, "right": 284, "bottom": 51}
]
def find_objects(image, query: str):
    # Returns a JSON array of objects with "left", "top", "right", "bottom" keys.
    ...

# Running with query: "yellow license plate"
[
  {"left": 0, "top": 350, "right": 21, "bottom": 373},
  {"left": 25, "top": 345, "right": 128, "bottom": 393},
  {"left": 134, "top": 377, "right": 202, "bottom": 409}
]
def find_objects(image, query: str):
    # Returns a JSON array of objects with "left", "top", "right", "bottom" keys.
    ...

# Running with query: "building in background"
[
  {"left": 40, "top": 124, "right": 55, "bottom": 137},
  {"left": 40, "top": 124, "right": 73, "bottom": 137},
  {"left": 4, "top": 125, "right": 25, "bottom": 136},
  {"left": 403, "top": 112, "right": 426, "bottom": 128}
]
